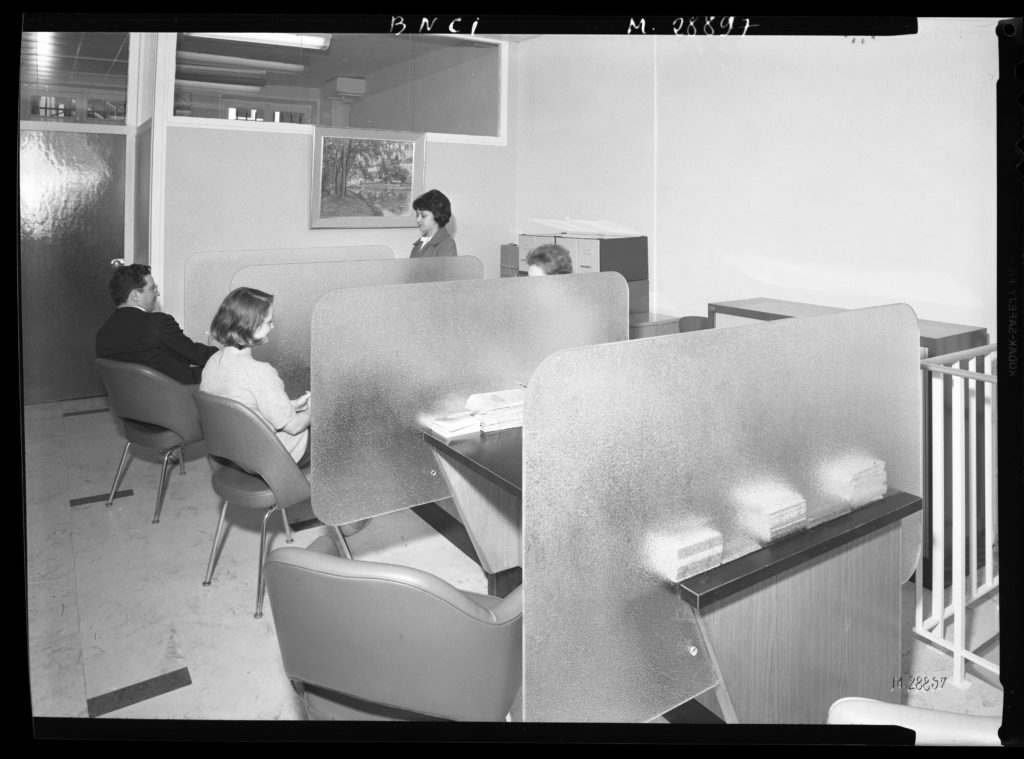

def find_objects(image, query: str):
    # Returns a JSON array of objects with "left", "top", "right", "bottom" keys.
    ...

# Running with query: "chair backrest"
[
  {"left": 192, "top": 390, "right": 310, "bottom": 509},
  {"left": 265, "top": 543, "right": 523, "bottom": 721},
  {"left": 95, "top": 358, "right": 203, "bottom": 443}
]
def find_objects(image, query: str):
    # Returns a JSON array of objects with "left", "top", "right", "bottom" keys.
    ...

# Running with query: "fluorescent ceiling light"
[
  {"left": 184, "top": 32, "right": 331, "bottom": 50},
  {"left": 176, "top": 51, "right": 307, "bottom": 73},
  {"left": 176, "top": 79, "right": 264, "bottom": 93},
  {"left": 177, "top": 64, "right": 268, "bottom": 78}
]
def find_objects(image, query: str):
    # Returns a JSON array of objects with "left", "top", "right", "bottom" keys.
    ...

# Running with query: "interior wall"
[
  {"left": 654, "top": 19, "right": 997, "bottom": 333},
  {"left": 515, "top": 36, "right": 657, "bottom": 240},
  {"left": 160, "top": 40, "right": 516, "bottom": 323},
  {"left": 516, "top": 21, "right": 998, "bottom": 336}
]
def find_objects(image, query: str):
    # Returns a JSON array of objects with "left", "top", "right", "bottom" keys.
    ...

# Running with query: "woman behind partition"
[
  {"left": 201, "top": 287, "right": 311, "bottom": 467},
  {"left": 527, "top": 244, "right": 574, "bottom": 276},
  {"left": 410, "top": 189, "right": 457, "bottom": 258}
]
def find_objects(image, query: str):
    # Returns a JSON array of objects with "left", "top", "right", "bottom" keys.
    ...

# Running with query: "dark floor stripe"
[
  {"left": 63, "top": 407, "right": 109, "bottom": 417},
  {"left": 86, "top": 667, "right": 192, "bottom": 718},
  {"left": 288, "top": 517, "right": 324, "bottom": 532},
  {"left": 70, "top": 489, "right": 133, "bottom": 507},
  {"left": 411, "top": 502, "right": 480, "bottom": 564}
]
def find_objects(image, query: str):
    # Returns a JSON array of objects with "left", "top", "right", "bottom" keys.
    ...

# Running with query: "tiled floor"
[{"left": 25, "top": 397, "right": 1003, "bottom": 728}]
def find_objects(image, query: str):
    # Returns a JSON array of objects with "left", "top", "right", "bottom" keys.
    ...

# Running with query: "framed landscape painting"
[{"left": 310, "top": 127, "right": 425, "bottom": 228}]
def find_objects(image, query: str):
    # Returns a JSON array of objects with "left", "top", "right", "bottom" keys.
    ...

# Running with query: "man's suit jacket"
[
  {"left": 409, "top": 225, "right": 458, "bottom": 258},
  {"left": 95, "top": 307, "right": 218, "bottom": 385}
]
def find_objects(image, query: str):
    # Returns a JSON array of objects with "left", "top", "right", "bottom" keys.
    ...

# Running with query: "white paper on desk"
[
  {"left": 465, "top": 388, "right": 525, "bottom": 413},
  {"left": 525, "top": 217, "right": 643, "bottom": 237}
]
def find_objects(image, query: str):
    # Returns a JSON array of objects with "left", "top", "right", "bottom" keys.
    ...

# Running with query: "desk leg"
[
  {"left": 694, "top": 612, "right": 738, "bottom": 723},
  {"left": 429, "top": 450, "right": 522, "bottom": 577},
  {"left": 488, "top": 566, "right": 522, "bottom": 598}
]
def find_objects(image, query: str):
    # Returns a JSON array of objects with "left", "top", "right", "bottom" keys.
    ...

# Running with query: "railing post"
[{"left": 950, "top": 374, "right": 968, "bottom": 688}]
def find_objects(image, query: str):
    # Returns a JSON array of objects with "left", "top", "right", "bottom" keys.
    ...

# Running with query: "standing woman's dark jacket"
[{"left": 410, "top": 226, "right": 458, "bottom": 258}]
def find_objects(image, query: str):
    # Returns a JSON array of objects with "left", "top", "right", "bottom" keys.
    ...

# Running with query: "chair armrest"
[{"left": 827, "top": 697, "right": 1002, "bottom": 746}]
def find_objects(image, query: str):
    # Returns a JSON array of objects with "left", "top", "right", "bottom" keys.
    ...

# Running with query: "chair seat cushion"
[
  {"left": 211, "top": 465, "right": 277, "bottom": 509},
  {"left": 123, "top": 419, "right": 185, "bottom": 450}
]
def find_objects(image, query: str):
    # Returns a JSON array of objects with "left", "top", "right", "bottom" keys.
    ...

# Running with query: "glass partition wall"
[{"left": 172, "top": 32, "right": 502, "bottom": 136}]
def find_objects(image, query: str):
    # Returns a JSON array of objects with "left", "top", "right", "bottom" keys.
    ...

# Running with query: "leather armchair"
[
  {"left": 265, "top": 535, "right": 523, "bottom": 721},
  {"left": 94, "top": 358, "right": 204, "bottom": 523}
]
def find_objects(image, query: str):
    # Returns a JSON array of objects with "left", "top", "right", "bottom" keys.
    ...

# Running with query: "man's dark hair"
[
  {"left": 109, "top": 263, "right": 152, "bottom": 306},
  {"left": 526, "top": 244, "right": 574, "bottom": 275},
  {"left": 412, "top": 189, "right": 452, "bottom": 228}
]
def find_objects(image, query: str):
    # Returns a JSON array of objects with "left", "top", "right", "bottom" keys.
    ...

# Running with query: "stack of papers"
[
  {"left": 734, "top": 481, "right": 807, "bottom": 544},
  {"left": 466, "top": 388, "right": 525, "bottom": 433},
  {"left": 675, "top": 527, "right": 725, "bottom": 580},
  {"left": 419, "top": 411, "right": 478, "bottom": 440},
  {"left": 821, "top": 455, "right": 887, "bottom": 509},
  {"left": 419, "top": 388, "right": 526, "bottom": 438}
]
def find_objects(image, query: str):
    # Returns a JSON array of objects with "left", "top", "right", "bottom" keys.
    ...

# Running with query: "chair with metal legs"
[
  {"left": 95, "top": 359, "right": 204, "bottom": 524},
  {"left": 193, "top": 390, "right": 366, "bottom": 618}
]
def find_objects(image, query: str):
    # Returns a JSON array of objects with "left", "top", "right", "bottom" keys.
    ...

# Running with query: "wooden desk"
[
  {"left": 683, "top": 492, "right": 922, "bottom": 723},
  {"left": 422, "top": 428, "right": 522, "bottom": 596},
  {"left": 707, "top": 297, "right": 989, "bottom": 355}
]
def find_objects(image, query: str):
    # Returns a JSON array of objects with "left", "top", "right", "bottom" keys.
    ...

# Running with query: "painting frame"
[{"left": 310, "top": 126, "right": 425, "bottom": 229}]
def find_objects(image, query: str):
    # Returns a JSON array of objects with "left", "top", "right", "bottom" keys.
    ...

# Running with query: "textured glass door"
[{"left": 20, "top": 129, "right": 125, "bottom": 404}]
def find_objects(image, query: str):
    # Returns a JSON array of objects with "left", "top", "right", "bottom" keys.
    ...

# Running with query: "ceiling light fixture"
[
  {"left": 177, "top": 51, "right": 307, "bottom": 73},
  {"left": 184, "top": 32, "right": 331, "bottom": 51},
  {"left": 176, "top": 79, "right": 265, "bottom": 93},
  {"left": 177, "top": 64, "right": 269, "bottom": 78}
]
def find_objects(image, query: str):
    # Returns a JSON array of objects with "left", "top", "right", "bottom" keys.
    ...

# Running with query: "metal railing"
[{"left": 915, "top": 343, "right": 998, "bottom": 687}]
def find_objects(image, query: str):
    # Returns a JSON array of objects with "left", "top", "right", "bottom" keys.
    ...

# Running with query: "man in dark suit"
[{"left": 96, "top": 263, "right": 218, "bottom": 385}]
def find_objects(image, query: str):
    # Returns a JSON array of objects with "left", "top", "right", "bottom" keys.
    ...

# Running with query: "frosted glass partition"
[
  {"left": 182, "top": 245, "right": 393, "bottom": 342},
  {"left": 232, "top": 257, "right": 483, "bottom": 397},
  {"left": 522, "top": 304, "right": 922, "bottom": 722},
  {"left": 310, "top": 272, "right": 629, "bottom": 526}
]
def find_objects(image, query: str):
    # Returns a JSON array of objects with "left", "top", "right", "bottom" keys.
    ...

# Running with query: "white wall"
[
  {"left": 515, "top": 35, "right": 657, "bottom": 239},
  {"left": 516, "top": 20, "right": 998, "bottom": 335}
]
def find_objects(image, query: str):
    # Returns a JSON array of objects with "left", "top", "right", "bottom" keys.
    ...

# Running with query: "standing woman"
[
  {"left": 409, "top": 189, "right": 457, "bottom": 258},
  {"left": 201, "top": 287, "right": 311, "bottom": 467}
]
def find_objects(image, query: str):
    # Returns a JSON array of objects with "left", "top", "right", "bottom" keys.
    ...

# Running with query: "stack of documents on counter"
[
  {"left": 734, "top": 481, "right": 807, "bottom": 544},
  {"left": 420, "top": 388, "right": 526, "bottom": 438},
  {"left": 674, "top": 526, "right": 725, "bottom": 580},
  {"left": 419, "top": 411, "right": 478, "bottom": 439},
  {"left": 821, "top": 455, "right": 887, "bottom": 509},
  {"left": 465, "top": 388, "right": 525, "bottom": 433}
]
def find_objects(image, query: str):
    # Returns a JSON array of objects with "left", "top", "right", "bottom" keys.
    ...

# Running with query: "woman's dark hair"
[
  {"left": 209, "top": 287, "right": 274, "bottom": 348},
  {"left": 109, "top": 263, "right": 151, "bottom": 305},
  {"left": 526, "top": 244, "right": 574, "bottom": 275},
  {"left": 412, "top": 189, "right": 452, "bottom": 228}
]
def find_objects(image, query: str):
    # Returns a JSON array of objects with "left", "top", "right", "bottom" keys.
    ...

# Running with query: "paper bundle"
[
  {"left": 734, "top": 481, "right": 807, "bottom": 544},
  {"left": 466, "top": 388, "right": 525, "bottom": 432},
  {"left": 644, "top": 527, "right": 724, "bottom": 583},
  {"left": 674, "top": 526, "right": 725, "bottom": 580},
  {"left": 821, "top": 455, "right": 887, "bottom": 509},
  {"left": 418, "top": 411, "right": 478, "bottom": 440}
]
